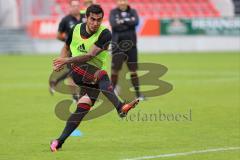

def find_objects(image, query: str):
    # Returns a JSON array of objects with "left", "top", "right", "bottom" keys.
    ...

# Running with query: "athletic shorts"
[
  {"left": 70, "top": 63, "right": 101, "bottom": 105},
  {"left": 111, "top": 46, "right": 138, "bottom": 72}
]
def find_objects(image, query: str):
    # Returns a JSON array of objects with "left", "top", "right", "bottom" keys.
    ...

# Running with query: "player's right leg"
[{"left": 50, "top": 89, "right": 97, "bottom": 152}]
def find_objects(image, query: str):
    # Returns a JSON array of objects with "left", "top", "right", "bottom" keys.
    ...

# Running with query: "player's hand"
[{"left": 53, "top": 57, "right": 68, "bottom": 72}]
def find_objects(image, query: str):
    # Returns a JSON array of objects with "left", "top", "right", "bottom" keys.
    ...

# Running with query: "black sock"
[
  {"left": 130, "top": 73, "right": 140, "bottom": 97},
  {"left": 72, "top": 94, "right": 79, "bottom": 102},
  {"left": 57, "top": 103, "right": 90, "bottom": 144},
  {"left": 111, "top": 74, "right": 118, "bottom": 89},
  {"left": 98, "top": 73, "right": 123, "bottom": 112}
]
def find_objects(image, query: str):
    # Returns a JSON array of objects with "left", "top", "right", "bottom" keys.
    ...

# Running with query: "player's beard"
[{"left": 87, "top": 24, "right": 99, "bottom": 34}]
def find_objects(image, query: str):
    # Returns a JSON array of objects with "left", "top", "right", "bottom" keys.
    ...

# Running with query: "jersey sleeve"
[
  {"left": 65, "top": 26, "right": 75, "bottom": 46},
  {"left": 95, "top": 29, "right": 112, "bottom": 50},
  {"left": 58, "top": 18, "right": 66, "bottom": 33}
]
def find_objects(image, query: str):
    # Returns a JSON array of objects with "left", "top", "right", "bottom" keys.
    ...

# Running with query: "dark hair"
[{"left": 86, "top": 4, "right": 104, "bottom": 18}]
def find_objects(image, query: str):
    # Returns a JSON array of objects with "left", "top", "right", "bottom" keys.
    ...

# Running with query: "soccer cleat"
[
  {"left": 50, "top": 140, "right": 62, "bottom": 152},
  {"left": 119, "top": 98, "right": 140, "bottom": 118}
]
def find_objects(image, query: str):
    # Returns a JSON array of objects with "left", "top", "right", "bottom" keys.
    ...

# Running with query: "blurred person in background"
[
  {"left": 109, "top": 0, "right": 144, "bottom": 100},
  {"left": 49, "top": 0, "right": 94, "bottom": 101},
  {"left": 0, "top": 0, "right": 19, "bottom": 28},
  {"left": 57, "top": 0, "right": 95, "bottom": 42},
  {"left": 80, "top": 0, "right": 96, "bottom": 15}
]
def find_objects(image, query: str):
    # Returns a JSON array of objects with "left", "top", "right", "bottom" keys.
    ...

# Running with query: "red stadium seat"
[{"left": 50, "top": 0, "right": 220, "bottom": 18}]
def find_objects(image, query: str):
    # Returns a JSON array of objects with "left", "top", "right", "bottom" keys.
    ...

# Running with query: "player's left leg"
[
  {"left": 95, "top": 70, "right": 140, "bottom": 117},
  {"left": 50, "top": 84, "right": 99, "bottom": 152},
  {"left": 50, "top": 102, "right": 91, "bottom": 152}
]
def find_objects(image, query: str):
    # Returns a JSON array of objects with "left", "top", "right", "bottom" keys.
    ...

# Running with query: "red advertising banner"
[
  {"left": 27, "top": 17, "right": 160, "bottom": 39},
  {"left": 139, "top": 19, "right": 160, "bottom": 36},
  {"left": 27, "top": 18, "right": 59, "bottom": 39}
]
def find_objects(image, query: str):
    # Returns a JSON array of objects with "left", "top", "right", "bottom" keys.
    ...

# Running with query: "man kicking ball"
[{"left": 50, "top": 4, "right": 139, "bottom": 152}]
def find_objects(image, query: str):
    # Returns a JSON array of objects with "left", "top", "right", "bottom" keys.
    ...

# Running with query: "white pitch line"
[{"left": 123, "top": 147, "right": 240, "bottom": 160}]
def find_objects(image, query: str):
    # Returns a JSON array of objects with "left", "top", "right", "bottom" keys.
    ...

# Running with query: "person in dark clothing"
[
  {"left": 109, "top": 0, "right": 144, "bottom": 100},
  {"left": 49, "top": 0, "right": 94, "bottom": 102},
  {"left": 57, "top": 0, "right": 87, "bottom": 41}
]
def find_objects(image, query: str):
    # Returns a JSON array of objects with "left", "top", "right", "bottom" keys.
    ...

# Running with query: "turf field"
[{"left": 0, "top": 52, "right": 239, "bottom": 160}]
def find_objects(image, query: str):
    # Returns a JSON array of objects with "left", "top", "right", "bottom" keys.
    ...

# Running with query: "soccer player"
[
  {"left": 49, "top": 0, "right": 94, "bottom": 101},
  {"left": 109, "top": 0, "right": 144, "bottom": 100},
  {"left": 50, "top": 4, "right": 139, "bottom": 152}
]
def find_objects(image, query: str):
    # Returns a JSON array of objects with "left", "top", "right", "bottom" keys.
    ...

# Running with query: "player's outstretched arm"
[
  {"left": 53, "top": 44, "right": 102, "bottom": 71},
  {"left": 67, "top": 44, "right": 102, "bottom": 64}
]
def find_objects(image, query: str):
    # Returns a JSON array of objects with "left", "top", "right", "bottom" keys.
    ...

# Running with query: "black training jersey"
[
  {"left": 58, "top": 14, "right": 86, "bottom": 38},
  {"left": 109, "top": 6, "right": 139, "bottom": 33},
  {"left": 66, "top": 23, "right": 112, "bottom": 50}
]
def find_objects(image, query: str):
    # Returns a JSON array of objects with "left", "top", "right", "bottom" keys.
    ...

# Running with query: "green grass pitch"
[{"left": 0, "top": 52, "right": 239, "bottom": 160}]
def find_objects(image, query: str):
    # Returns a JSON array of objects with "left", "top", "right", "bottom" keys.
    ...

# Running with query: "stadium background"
[
  {"left": 0, "top": 0, "right": 239, "bottom": 160},
  {"left": 0, "top": 0, "right": 239, "bottom": 52}
]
